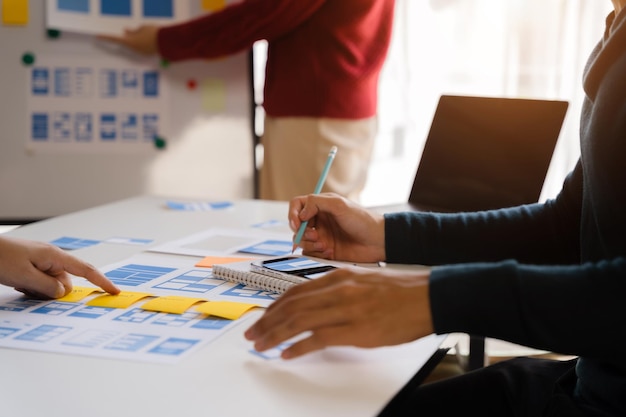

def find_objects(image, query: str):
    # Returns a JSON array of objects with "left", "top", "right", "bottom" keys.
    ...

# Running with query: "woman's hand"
[{"left": 0, "top": 236, "right": 120, "bottom": 299}]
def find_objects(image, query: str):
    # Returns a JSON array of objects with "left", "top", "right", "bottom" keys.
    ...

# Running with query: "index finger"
[
  {"left": 288, "top": 195, "right": 308, "bottom": 232},
  {"left": 62, "top": 255, "right": 120, "bottom": 295}
]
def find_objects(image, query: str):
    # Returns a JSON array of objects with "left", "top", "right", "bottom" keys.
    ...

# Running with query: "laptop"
[{"left": 377, "top": 95, "right": 569, "bottom": 213}]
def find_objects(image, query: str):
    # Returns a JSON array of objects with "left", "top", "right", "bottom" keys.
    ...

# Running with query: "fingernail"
[
  {"left": 244, "top": 328, "right": 255, "bottom": 340},
  {"left": 55, "top": 283, "right": 67, "bottom": 298}
]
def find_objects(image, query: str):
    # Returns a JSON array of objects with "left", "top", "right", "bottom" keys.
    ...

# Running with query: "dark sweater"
[
  {"left": 384, "top": 11, "right": 626, "bottom": 416},
  {"left": 157, "top": 0, "right": 395, "bottom": 119}
]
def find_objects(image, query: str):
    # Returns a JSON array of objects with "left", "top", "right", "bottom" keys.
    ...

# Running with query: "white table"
[{"left": 0, "top": 195, "right": 445, "bottom": 417}]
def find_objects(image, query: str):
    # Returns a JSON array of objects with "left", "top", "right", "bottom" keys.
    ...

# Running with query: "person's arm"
[
  {"left": 98, "top": 0, "right": 327, "bottom": 60},
  {"left": 384, "top": 162, "right": 583, "bottom": 267},
  {"left": 380, "top": 162, "right": 621, "bottom": 356},
  {"left": 427, "top": 255, "right": 626, "bottom": 358},
  {"left": 0, "top": 236, "right": 120, "bottom": 299},
  {"left": 380, "top": 162, "right": 625, "bottom": 357}
]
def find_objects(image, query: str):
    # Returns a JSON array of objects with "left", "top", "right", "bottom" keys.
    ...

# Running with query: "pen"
[{"left": 291, "top": 146, "right": 338, "bottom": 253}]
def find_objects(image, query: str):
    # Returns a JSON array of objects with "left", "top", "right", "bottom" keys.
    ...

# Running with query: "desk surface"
[{"left": 0, "top": 195, "right": 444, "bottom": 417}]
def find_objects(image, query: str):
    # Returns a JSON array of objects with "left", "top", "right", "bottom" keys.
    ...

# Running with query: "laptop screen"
[{"left": 408, "top": 95, "right": 568, "bottom": 212}]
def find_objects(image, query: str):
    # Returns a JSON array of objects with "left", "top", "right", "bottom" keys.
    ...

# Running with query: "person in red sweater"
[{"left": 100, "top": 0, "right": 396, "bottom": 201}]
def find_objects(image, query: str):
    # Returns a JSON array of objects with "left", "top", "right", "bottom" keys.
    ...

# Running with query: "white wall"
[{"left": 0, "top": 2, "right": 253, "bottom": 220}]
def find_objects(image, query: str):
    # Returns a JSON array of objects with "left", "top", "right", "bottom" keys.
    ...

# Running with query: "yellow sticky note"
[
  {"left": 195, "top": 301, "right": 260, "bottom": 320},
  {"left": 86, "top": 291, "right": 152, "bottom": 309},
  {"left": 196, "top": 256, "right": 254, "bottom": 268},
  {"left": 2, "top": 0, "right": 29, "bottom": 25},
  {"left": 201, "top": 78, "right": 226, "bottom": 112},
  {"left": 57, "top": 286, "right": 102, "bottom": 302},
  {"left": 201, "top": 0, "right": 226, "bottom": 12},
  {"left": 141, "top": 296, "right": 207, "bottom": 314}
]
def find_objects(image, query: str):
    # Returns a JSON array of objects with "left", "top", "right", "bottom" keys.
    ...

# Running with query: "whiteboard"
[{"left": 0, "top": 1, "right": 253, "bottom": 221}]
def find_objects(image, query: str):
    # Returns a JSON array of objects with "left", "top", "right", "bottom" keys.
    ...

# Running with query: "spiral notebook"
[{"left": 213, "top": 260, "right": 303, "bottom": 294}]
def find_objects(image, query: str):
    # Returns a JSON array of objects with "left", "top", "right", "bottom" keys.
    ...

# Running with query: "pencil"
[{"left": 291, "top": 146, "right": 338, "bottom": 253}]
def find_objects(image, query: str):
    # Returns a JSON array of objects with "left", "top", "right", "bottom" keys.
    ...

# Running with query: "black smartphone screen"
[{"left": 261, "top": 256, "right": 336, "bottom": 278}]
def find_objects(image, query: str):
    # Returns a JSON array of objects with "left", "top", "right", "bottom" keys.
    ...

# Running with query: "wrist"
[{"left": 373, "top": 213, "right": 387, "bottom": 261}]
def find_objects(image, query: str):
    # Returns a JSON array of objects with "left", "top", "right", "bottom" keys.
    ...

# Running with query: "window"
[{"left": 362, "top": 0, "right": 611, "bottom": 206}]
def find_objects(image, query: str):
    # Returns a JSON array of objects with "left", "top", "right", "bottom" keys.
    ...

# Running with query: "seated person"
[{"left": 245, "top": 4, "right": 626, "bottom": 415}]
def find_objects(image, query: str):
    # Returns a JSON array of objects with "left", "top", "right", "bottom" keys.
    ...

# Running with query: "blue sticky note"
[
  {"left": 238, "top": 240, "right": 292, "bottom": 256},
  {"left": 143, "top": 0, "right": 174, "bottom": 18},
  {"left": 50, "top": 237, "right": 101, "bottom": 250},
  {"left": 101, "top": 0, "right": 131, "bottom": 16},
  {"left": 166, "top": 200, "right": 233, "bottom": 211},
  {"left": 58, "top": 0, "right": 89, "bottom": 13}
]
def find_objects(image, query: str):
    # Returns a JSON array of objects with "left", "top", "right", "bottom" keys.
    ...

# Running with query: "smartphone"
[{"left": 251, "top": 256, "right": 337, "bottom": 280}]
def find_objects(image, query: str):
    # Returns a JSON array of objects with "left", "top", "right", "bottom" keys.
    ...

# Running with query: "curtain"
[{"left": 362, "top": 0, "right": 612, "bottom": 206}]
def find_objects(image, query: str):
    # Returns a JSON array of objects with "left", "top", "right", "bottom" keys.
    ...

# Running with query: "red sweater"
[{"left": 158, "top": 0, "right": 395, "bottom": 118}]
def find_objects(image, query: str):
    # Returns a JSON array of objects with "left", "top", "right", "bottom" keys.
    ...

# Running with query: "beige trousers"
[{"left": 259, "top": 116, "right": 377, "bottom": 202}]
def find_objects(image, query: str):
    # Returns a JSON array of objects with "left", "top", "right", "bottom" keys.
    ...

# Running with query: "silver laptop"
[{"left": 377, "top": 95, "right": 568, "bottom": 213}]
